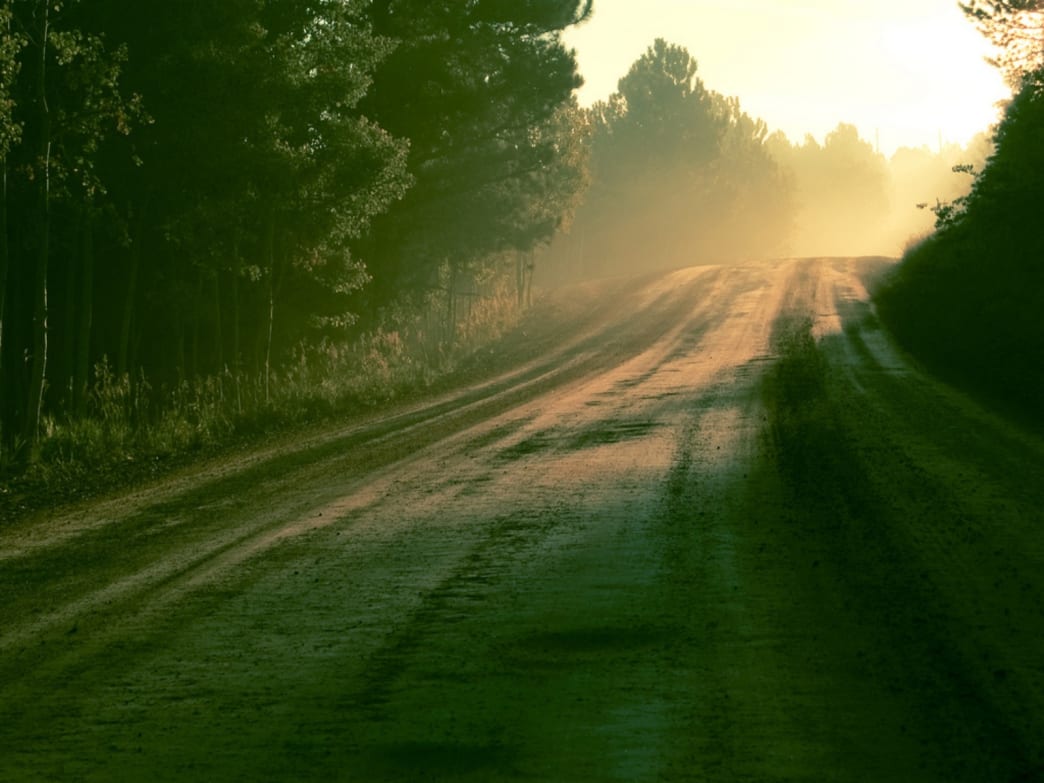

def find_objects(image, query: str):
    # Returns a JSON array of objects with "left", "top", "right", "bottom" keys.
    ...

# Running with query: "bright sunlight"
[{"left": 565, "top": 0, "right": 1011, "bottom": 154}]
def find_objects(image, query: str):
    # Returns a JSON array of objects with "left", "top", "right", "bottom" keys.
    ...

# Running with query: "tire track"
[
  {"left": 0, "top": 266, "right": 727, "bottom": 697},
  {"left": 4, "top": 259, "right": 1041, "bottom": 782}
]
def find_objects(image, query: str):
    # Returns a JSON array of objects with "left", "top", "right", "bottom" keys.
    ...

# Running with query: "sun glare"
[{"left": 566, "top": 0, "right": 1011, "bottom": 155}]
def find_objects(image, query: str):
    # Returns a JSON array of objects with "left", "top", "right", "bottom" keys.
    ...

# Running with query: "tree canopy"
[
  {"left": 0, "top": 0, "right": 591, "bottom": 458},
  {"left": 543, "top": 39, "right": 793, "bottom": 281},
  {"left": 961, "top": 0, "right": 1044, "bottom": 84},
  {"left": 358, "top": 0, "right": 592, "bottom": 305}
]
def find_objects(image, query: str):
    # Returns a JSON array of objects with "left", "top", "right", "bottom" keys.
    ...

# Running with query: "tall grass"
[{"left": 5, "top": 276, "right": 526, "bottom": 502}]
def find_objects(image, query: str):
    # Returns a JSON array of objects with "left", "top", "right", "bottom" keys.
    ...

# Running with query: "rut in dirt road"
[{"left": 2, "top": 258, "right": 1043, "bottom": 782}]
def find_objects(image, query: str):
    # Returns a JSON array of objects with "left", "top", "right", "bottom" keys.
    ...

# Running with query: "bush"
[
  {"left": 2, "top": 275, "right": 527, "bottom": 506},
  {"left": 875, "top": 76, "right": 1044, "bottom": 430}
]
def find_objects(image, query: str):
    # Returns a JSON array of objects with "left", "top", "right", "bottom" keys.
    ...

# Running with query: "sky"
[{"left": 563, "top": 0, "right": 1012, "bottom": 157}]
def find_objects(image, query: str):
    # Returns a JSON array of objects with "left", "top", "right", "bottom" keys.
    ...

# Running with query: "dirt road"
[{"left": 2, "top": 258, "right": 1043, "bottom": 782}]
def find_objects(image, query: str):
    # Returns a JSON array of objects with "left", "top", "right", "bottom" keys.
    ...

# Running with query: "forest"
[
  {"left": 0, "top": 0, "right": 594, "bottom": 478},
  {"left": 0, "top": 0, "right": 1038, "bottom": 487}
]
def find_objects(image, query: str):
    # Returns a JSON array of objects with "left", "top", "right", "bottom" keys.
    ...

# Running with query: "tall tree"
[
  {"left": 0, "top": 2, "right": 25, "bottom": 389},
  {"left": 358, "top": 0, "right": 592, "bottom": 312},
  {"left": 876, "top": 76, "right": 1044, "bottom": 424},
  {"left": 553, "top": 39, "right": 793, "bottom": 279},
  {"left": 80, "top": 0, "right": 410, "bottom": 386},
  {"left": 0, "top": 0, "right": 138, "bottom": 452},
  {"left": 768, "top": 123, "right": 891, "bottom": 257}
]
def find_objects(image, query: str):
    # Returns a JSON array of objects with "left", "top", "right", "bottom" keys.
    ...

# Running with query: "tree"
[
  {"left": 768, "top": 124, "right": 890, "bottom": 256},
  {"left": 0, "top": 2, "right": 25, "bottom": 394},
  {"left": 0, "top": 0, "right": 140, "bottom": 453},
  {"left": 949, "top": 78, "right": 1044, "bottom": 232},
  {"left": 550, "top": 39, "right": 793, "bottom": 280},
  {"left": 961, "top": 0, "right": 1044, "bottom": 84},
  {"left": 875, "top": 78, "right": 1044, "bottom": 424},
  {"left": 77, "top": 0, "right": 410, "bottom": 390},
  {"left": 0, "top": 0, "right": 417, "bottom": 460},
  {"left": 358, "top": 0, "right": 592, "bottom": 316},
  {"left": 0, "top": 0, "right": 596, "bottom": 470}
]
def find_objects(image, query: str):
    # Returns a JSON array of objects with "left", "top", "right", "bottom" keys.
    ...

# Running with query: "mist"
[
  {"left": 538, "top": 40, "right": 995, "bottom": 285},
  {"left": 769, "top": 126, "right": 993, "bottom": 259}
]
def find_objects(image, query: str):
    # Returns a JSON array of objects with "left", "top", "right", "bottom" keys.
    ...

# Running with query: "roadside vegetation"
[
  {"left": 875, "top": 1, "right": 1044, "bottom": 430},
  {"left": 10, "top": 289, "right": 523, "bottom": 514},
  {"left": 0, "top": 0, "right": 1032, "bottom": 506},
  {"left": 762, "top": 315, "right": 837, "bottom": 495},
  {"left": 0, "top": 1, "right": 594, "bottom": 501}
]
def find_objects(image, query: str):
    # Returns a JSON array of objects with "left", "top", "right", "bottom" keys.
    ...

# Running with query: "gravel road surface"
[{"left": 2, "top": 258, "right": 1043, "bottom": 781}]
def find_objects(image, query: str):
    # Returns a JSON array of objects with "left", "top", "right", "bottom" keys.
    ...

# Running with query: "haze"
[{"left": 565, "top": 0, "right": 1009, "bottom": 156}]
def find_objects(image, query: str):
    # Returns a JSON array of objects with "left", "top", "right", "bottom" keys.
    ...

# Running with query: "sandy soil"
[{"left": 1, "top": 258, "right": 1042, "bottom": 781}]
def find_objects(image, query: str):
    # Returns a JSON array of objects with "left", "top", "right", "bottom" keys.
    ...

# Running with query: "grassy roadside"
[
  {"left": 0, "top": 292, "right": 535, "bottom": 524},
  {"left": 873, "top": 238, "right": 1044, "bottom": 435},
  {"left": 757, "top": 312, "right": 1040, "bottom": 781}
]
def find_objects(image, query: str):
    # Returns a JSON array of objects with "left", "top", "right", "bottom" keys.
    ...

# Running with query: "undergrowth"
[
  {"left": 873, "top": 75, "right": 1044, "bottom": 434},
  {"left": 1, "top": 284, "right": 525, "bottom": 516},
  {"left": 874, "top": 231, "right": 1044, "bottom": 433}
]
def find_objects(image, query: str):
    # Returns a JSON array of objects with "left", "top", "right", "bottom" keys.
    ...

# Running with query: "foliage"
[
  {"left": 0, "top": 0, "right": 590, "bottom": 473},
  {"left": 766, "top": 124, "right": 891, "bottom": 256},
  {"left": 961, "top": 0, "right": 1044, "bottom": 85},
  {"left": 17, "top": 268, "right": 527, "bottom": 502},
  {"left": 875, "top": 74, "right": 1044, "bottom": 428},
  {"left": 544, "top": 39, "right": 794, "bottom": 280},
  {"left": 763, "top": 125, "right": 994, "bottom": 258},
  {"left": 357, "top": 0, "right": 592, "bottom": 306},
  {"left": 0, "top": 3, "right": 25, "bottom": 159},
  {"left": 1, "top": 0, "right": 148, "bottom": 455}
]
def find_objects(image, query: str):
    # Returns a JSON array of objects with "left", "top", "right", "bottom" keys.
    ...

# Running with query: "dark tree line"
[
  {"left": 876, "top": 5, "right": 1044, "bottom": 427},
  {"left": 0, "top": 0, "right": 591, "bottom": 460}
]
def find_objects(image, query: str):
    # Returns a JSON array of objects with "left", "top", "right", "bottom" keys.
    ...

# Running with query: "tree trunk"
[
  {"left": 24, "top": 190, "right": 48, "bottom": 444},
  {"left": 578, "top": 228, "right": 586, "bottom": 278},
  {"left": 211, "top": 268, "right": 224, "bottom": 402},
  {"left": 264, "top": 221, "right": 276, "bottom": 406},
  {"left": 0, "top": 157, "right": 8, "bottom": 396},
  {"left": 189, "top": 266, "right": 202, "bottom": 381},
  {"left": 447, "top": 260, "right": 458, "bottom": 347},
  {"left": 62, "top": 224, "right": 77, "bottom": 410},
  {"left": 24, "top": 3, "right": 51, "bottom": 445},
  {"left": 0, "top": 155, "right": 8, "bottom": 459},
  {"left": 524, "top": 250, "right": 535, "bottom": 308},
  {"left": 117, "top": 206, "right": 142, "bottom": 379},
  {"left": 515, "top": 250, "right": 525, "bottom": 308},
  {"left": 175, "top": 315, "right": 186, "bottom": 386},
  {"left": 73, "top": 210, "right": 93, "bottom": 416},
  {"left": 231, "top": 241, "right": 242, "bottom": 413}
]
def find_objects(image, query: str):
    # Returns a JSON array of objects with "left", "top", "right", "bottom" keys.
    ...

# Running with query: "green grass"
[{"left": 1, "top": 285, "right": 525, "bottom": 517}]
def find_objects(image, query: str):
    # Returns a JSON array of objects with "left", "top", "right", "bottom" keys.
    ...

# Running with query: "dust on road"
[{"left": 2, "top": 259, "right": 1043, "bottom": 782}]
